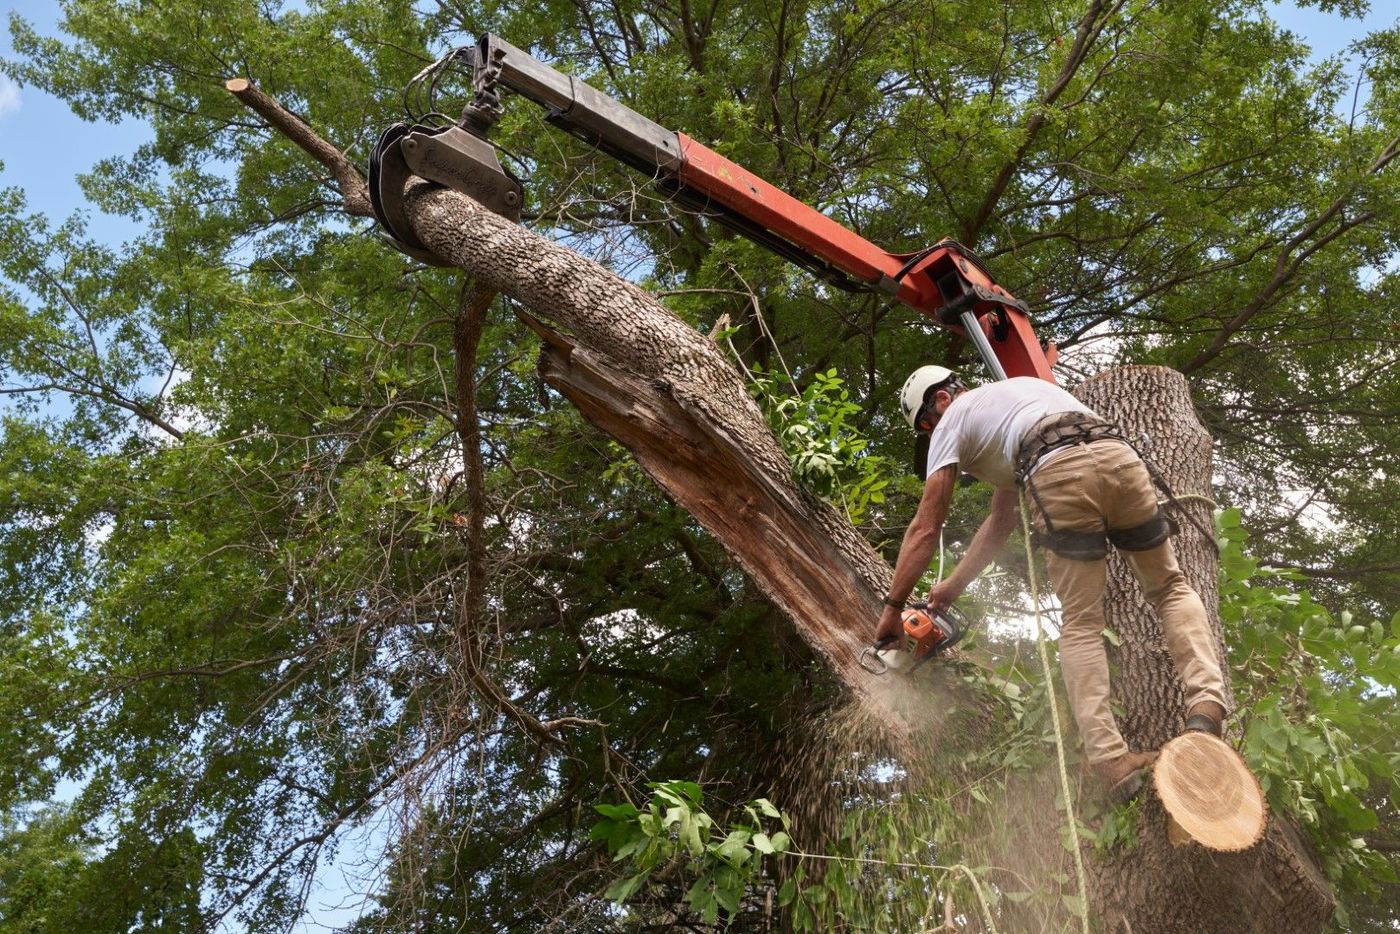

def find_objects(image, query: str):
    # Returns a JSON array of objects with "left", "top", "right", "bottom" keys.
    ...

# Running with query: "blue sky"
[{"left": 0, "top": 1, "right": 154, "bottom": 245}]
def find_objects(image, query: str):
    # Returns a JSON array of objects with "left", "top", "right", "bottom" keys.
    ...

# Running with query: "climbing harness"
[{"left": 1014, "top": 411, "right": 1214, "bottom": 561}]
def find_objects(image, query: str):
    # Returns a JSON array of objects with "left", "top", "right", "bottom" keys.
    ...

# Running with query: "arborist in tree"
[{"left": 875, "top": 366, "right": 1229, "bottom": 801}]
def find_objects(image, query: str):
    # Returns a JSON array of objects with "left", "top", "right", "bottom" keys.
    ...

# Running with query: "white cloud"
[{"left": 0, "top": 76, "right": 20, "bottom": 118}]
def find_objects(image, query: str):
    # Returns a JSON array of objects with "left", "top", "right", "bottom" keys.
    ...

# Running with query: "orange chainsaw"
[{"left": 859, "top": 601, "right": 968, "bottom": 675}]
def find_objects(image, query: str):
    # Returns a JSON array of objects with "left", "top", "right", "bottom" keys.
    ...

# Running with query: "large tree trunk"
[
  {"left": 1076, "top": 367, "right": 1333, "bottom": 931},
  {"left": 406, "top": 181, "right": 890, "bottom": 693},
  {"left": 402, "top": 183, "right": 1335, "bottom": 930}
]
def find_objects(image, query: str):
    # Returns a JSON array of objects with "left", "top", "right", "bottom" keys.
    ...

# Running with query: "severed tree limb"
[
  {"left": 404, "top": 179, "right": 892, "bottom": 695},
  {"left": 225, "top": 81, "right": 596, "bottom": 745},
  {"left": 224, "top": 78, "right": 374, "bottom": 217},
  {"left": 220, "top": 80, "right": 912, "bottom": 708},
  {"left": 226, "top": 79, "right": 1341, "bottom": 930}
]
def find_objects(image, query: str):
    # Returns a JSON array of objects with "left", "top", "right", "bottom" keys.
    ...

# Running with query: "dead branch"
[{"left": 225, "top": 77, "right": 373, "bottom": 217}]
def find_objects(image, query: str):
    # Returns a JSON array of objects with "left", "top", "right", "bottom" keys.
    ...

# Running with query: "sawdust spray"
[{"left": 772, "top": 640, "right": 1087, "bottom": 931}]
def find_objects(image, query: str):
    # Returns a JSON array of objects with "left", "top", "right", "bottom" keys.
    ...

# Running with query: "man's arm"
[
  {"left": 874, "top": 464, "right": 958, "bottom": 643},
  {"left": 925, "top": 486, "right": 1019, "bottom": 612}
]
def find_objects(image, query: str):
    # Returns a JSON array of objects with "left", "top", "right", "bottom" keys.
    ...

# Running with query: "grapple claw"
[{"left": 369, "top": 122, "right": 524, "bottom": 265}]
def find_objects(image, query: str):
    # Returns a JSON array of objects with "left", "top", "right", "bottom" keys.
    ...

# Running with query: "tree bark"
[
  {"left": 404, "top": 181, "right": 891, "bottom": 694},
  {"left": 404, "top": 186, "right": 1337, "bottom": 929},
  {"left": 1075, "top": 366, "right": 1333, "bottom": 932},
  {"left": 405, "top": 187, "right": 1337, "bottom": 929}
]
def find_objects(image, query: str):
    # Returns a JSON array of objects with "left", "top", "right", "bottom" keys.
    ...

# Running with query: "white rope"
[
  {"left": 936, "top": 527, "right": 946, "bottom": 584},
  {"left": 1018, "top": 491, "right": 1092, "bottom": 934}
]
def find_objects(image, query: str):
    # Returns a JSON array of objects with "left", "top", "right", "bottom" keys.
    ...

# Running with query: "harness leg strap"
[{"left": 1107, "top": 510, "right": 1178, "bottom": 552}]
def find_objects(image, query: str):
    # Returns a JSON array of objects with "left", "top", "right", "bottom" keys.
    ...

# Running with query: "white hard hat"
[{"left": 899, "top": 365, "right": 957, "bottom": 431}]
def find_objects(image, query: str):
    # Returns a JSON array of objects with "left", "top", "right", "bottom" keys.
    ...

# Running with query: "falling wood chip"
[{"left": 1153, "top": 732, "right": 1267, "bottom": 851}]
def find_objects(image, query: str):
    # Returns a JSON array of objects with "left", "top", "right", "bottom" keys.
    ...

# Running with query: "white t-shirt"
[{"left": 923, "top": 377, "right": 1094, "bottom": 489}]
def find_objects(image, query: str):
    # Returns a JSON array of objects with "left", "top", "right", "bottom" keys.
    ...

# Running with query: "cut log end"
[
  {"left": 224, "top": 77, "right": 251, "bottom": 93},
  {"left": 1153, "top": 732, "right": 1267, "bottom": 852}
]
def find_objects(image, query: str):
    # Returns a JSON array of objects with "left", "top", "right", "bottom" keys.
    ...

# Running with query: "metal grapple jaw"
[{"left": 368, "top": 47, "right": 524, "bottom": 266}]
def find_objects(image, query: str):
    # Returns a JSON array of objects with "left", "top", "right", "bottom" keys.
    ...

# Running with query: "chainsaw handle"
[{"left": 859, "top": 637, "right": 897, "bottom": 675}]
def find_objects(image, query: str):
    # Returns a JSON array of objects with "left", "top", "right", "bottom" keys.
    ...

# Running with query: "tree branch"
[
  {"left": 1267, "top": 561, "right": 1400, "bottom": 581},
  {"left": 224, "top": 78, "right": 373, "bottom": 217},
  {"left": 1181, "top": 127, "right": 1400, "bottom": 374},
  {"left": 960, "top": 0, "right": 1123, "bottom": 243},
  {"left": 0, "top": 381, "right": 185, "bottom": 440},
  {"left": 449, "top": 283, "right": 601, "bottom": 747}
]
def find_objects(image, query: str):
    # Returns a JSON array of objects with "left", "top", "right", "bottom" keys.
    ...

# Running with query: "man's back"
[{"left": 923, "top": 377, "right": 1092, "bottom": 488}]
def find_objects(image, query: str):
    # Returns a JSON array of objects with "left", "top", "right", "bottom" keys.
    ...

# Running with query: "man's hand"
[
  {"left": 924, "top": 579, "right": 962, "bottom": 615},
  {"left": 874, "top": 604, "right": 904, "bottom": 646}
]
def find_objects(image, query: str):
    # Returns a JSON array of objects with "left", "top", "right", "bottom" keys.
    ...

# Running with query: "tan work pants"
[{"left": 1028, "top": 440, "right": 1227, "bottom": 764}]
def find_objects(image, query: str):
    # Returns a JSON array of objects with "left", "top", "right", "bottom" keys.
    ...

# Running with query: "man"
[{"left": 875, "top": 366, "right": 1228, "bottom": 801}]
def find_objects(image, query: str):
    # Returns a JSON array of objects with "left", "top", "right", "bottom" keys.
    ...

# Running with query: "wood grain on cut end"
[{"left": 1154, "top": 732, "right": 1267, "bottom": 852}]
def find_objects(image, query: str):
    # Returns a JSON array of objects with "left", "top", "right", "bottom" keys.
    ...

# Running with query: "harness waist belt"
[{"left": 1015, "top": 411, "right": 1127, "bottom": 483}]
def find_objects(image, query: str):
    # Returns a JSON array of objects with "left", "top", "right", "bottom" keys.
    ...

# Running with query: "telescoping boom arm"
[{"left": 372, "top": 35, "right": 1057, "bottom": 382}]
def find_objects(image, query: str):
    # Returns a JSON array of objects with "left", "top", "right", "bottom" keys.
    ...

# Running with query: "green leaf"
[
  {"left": 9, "top": 2, "right": 1400, "bottom": 926},
  {"left": 686, "top": 876, "right": 718, "bottom": 923},
  {"left": 593, "top": 802, "right": 640, "bottom": 820},
  {"left": 714, "top": 829, "right": 751, "bottom": 862},
  {"left": 681, "top": 813, "right": 704, "bottom": 856},
  {"left": 604, "top": 870, "right": 650, "bottom": 904},
  {"left": 614, "top": 836, "right": 648, "bottom": 862},
  {"left": 714, "top": 878, "right": 741, "bottom": 914}
]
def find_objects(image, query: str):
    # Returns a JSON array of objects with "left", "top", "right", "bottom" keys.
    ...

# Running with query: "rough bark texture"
[
  {"left": 1077, "top": 366, "right": 1231, "bottom": 747},
  {"left": 1076, "top": 366, "right": 1333, "bottom": 932},
  {"left": 405, "top": 181, "right": 890, "bottom": 692}
]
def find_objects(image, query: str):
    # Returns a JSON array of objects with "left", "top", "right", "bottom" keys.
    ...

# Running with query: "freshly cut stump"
[{"left": 1153, "top": 732, "right": 1267, "bottom": 851}]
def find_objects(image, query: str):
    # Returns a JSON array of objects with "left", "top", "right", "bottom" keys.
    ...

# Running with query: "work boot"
[
  {"left": 1184, "top": 700, "right": 1226, "bottom": 738},
  {"left": 1093, "top": 750, "right": 1159, "bottom": 804}
]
